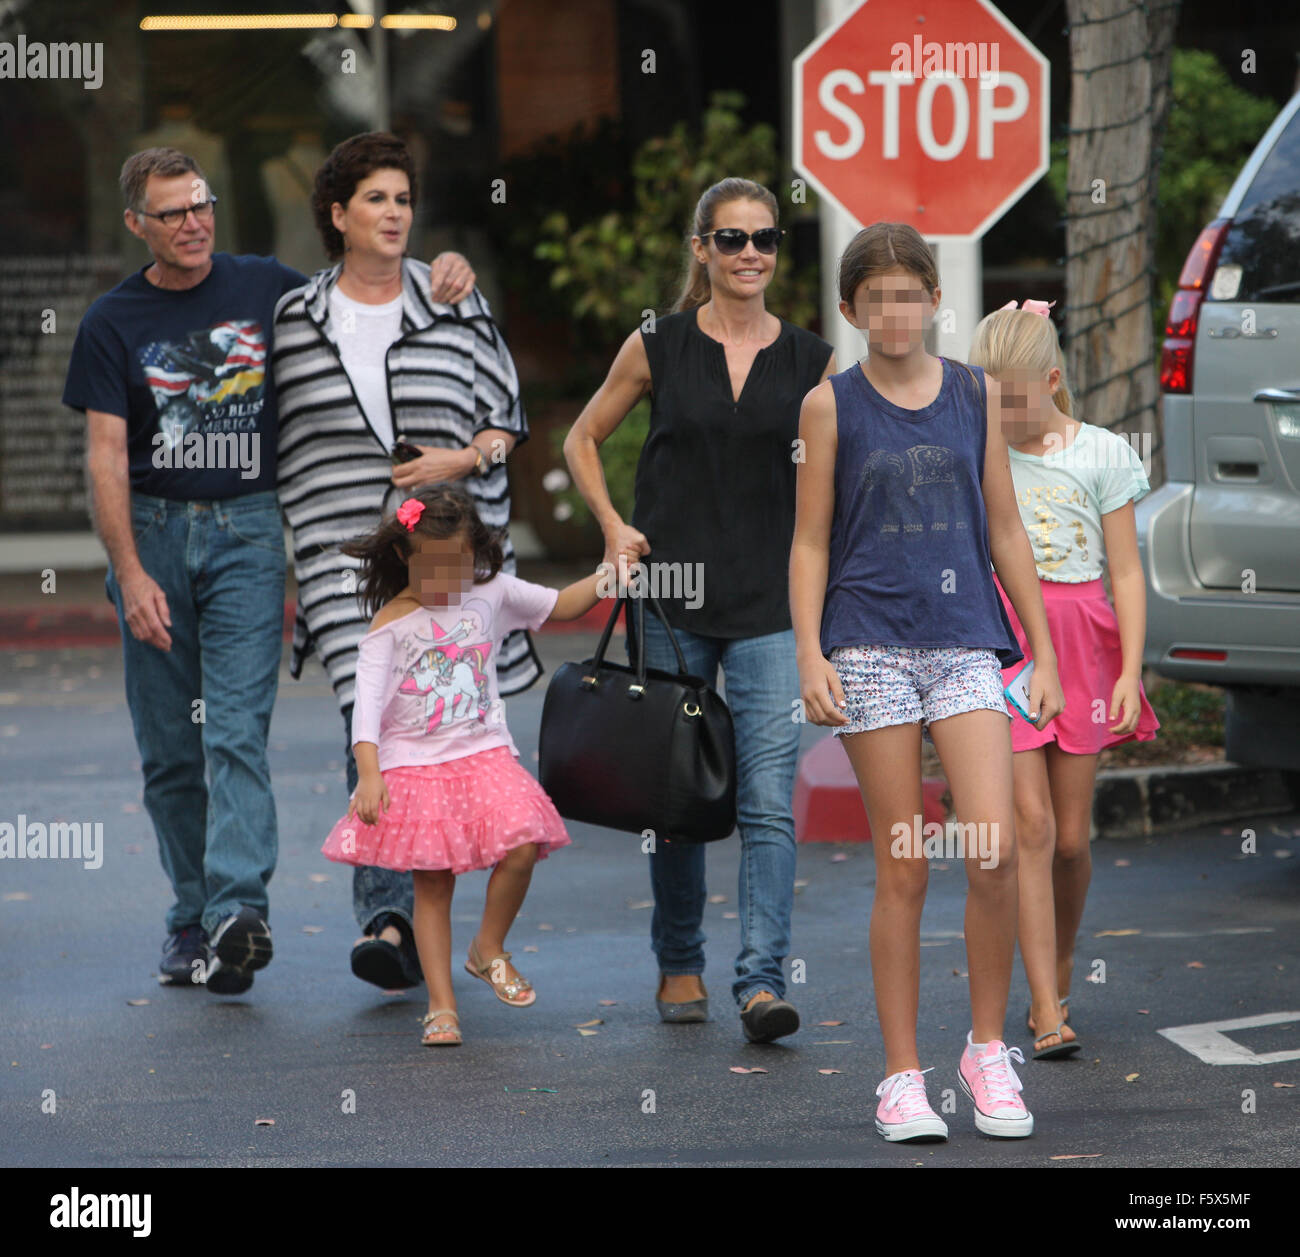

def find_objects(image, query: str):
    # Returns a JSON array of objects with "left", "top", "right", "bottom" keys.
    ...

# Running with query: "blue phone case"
[{"left": 1003, "top": 660, "right": 1036, "bottom": 723}]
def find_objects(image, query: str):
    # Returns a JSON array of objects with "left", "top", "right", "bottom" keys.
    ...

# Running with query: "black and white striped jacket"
[{"left": 273, "top": 258, "right": 540, "bottom": 710}]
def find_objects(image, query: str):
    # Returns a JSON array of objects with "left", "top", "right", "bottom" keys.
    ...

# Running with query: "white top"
[
  {"left": 1008, "top": 421, "right": 1150, "bottom": 583},
  {"left": 351, "top": 573, "right": 559, "bottom": 771},
  {"left": 328, "top": 286, "right": 403, "bottom": 449}
]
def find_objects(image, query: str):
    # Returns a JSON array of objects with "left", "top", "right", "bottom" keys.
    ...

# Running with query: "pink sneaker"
[
  {"left": 958, "top": 1034, "right": 1034, "bottom": 1137},
  {"left": 874, "top": 1067, "right": 949, "bottom": 1142}
]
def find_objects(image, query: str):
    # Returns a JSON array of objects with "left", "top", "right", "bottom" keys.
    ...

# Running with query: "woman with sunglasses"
[{"left": 564, "top": 177, "right": 836, "bottom": 1042}]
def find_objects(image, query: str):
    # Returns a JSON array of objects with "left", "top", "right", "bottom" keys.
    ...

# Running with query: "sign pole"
[{"left": 932, "top": 239, "right": 982, "bottom": 362}]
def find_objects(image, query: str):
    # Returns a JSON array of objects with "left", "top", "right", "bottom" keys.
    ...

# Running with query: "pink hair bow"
[
  {"left": 1000, "top": 299, "right": 1056, "bottom": 317},
  {"left": 396, "top": 498, "right": 425, "bottom": 532}
]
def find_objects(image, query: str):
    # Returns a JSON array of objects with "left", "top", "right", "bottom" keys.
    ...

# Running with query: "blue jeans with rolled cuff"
[
  {"left": 631, "top": 613, "right": 802, "bottom": 1009},
  {"left": 342, "top": 704, "right": 415, "bottom": 936},
  {"left": 106, "top": 491, "right": 284, "bottom": 938}
]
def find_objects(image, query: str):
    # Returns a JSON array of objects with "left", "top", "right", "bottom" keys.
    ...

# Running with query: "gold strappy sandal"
[
  {"left": 420, "top": 1008, "right": 462, "bottom": 1046},
  {"left": 465, "top": 942, "right": 535, "bottom": 1007}
]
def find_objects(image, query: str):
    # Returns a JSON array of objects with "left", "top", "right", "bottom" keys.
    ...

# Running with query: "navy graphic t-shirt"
[{"left": 63, "top": 253, "right": 307, "bottom": 499}]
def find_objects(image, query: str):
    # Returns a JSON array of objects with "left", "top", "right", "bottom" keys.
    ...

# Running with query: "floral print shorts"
[{"left": 829, "top": 644, "right": 1007, "bottom": 736}]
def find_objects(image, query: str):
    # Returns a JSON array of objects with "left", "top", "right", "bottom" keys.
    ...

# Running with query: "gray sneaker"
[{"left": 205, "top": 906, "right": 273, "bottom": 996}]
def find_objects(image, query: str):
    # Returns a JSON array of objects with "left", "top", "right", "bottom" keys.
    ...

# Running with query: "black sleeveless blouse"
[{"left": 632, "top": 307, "right": 833, "bottom": 638}]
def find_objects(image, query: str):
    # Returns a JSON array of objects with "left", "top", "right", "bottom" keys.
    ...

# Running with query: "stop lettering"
[{"left": 794, "top": 0, "right": 1049, "bottom": 240}]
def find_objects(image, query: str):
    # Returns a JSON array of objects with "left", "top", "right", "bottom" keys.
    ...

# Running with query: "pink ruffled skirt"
[
  {"left": 996, "top": 576, "right": 1160, "bottom": 755},
  {"left": 321, "top": 746, "right": 571, "bottom": 874}
]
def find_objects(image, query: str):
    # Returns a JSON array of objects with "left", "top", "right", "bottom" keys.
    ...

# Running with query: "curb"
[{"left": 1092, "top": 762, "right": 1296, "bottom": 840}]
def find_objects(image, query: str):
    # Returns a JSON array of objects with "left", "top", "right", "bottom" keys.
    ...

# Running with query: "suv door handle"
[{"left": 1253, "top": 388, "right": 1300, "bottom": 404}]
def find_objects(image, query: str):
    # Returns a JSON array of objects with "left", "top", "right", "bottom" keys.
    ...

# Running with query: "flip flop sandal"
[
  {"left": 465, "top": 944, "right": 535, "bottom": 1007},
  {"left": 421, "top": 1009, "right": 462, "bottom": 1046},
  {"left": 1033, "top": 1022, "right": 1082, "bottom": 1060},
  {"left": 1026, "top": 994, "right": 1070, "bottom": 1034}
]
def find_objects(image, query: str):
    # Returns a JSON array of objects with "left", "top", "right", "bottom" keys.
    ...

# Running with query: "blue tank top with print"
[{"left": 819, "top": 358, "right": 1022, "bottom": 667}]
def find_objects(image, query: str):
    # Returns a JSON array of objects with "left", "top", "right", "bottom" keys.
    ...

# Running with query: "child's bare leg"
[
  {"left": 840, "top": 723, "right": 928, "bottom": 1077},
  {"left": 412, "top": 869, "right": 456, "bottom": 1014},
  {"left": 928, "top": 709, "right": 1018, "bottom": 1046},
  {"left": 1044, "top": 745, "right": 1099, "bottom": 1003},
  {"left": 1012, "top": 748, "right": 1074, "bottom": 1045},
  {"left": 473, "top": 842, "right": 538, "bottom": 986}
]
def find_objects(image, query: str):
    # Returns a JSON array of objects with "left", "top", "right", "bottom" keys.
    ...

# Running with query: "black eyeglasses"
[
  {"left": 700, "top": 227, "right": 784, "bottom": 255},
  {"left": 137, "top": 196, "right": 218, "bottom": 230}
]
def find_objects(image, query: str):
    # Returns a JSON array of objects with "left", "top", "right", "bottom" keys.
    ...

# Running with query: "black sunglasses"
[{"left": 700, "top": 227, "right": 785, "bottom": 255}]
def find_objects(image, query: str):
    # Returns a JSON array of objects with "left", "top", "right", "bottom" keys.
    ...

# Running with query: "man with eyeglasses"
[{"left": 62, "top": 147, "right": 474, "bottom": 995}]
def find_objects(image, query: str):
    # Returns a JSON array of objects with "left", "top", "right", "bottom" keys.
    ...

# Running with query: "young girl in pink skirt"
[
  {"left": 969, "top": 302, "right": 1159, "bottom": 1062},
  {"left": 321, "top": 485, "right": 608, "bottom": 1046}
]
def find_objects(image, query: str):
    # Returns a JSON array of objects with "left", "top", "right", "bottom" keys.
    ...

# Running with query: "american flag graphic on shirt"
[{"left": 138, "top": 320, "right": 267, "bottom": 437}]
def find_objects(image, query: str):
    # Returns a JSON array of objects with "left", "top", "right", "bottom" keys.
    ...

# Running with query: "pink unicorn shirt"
[{"left": 350, "top": 573, "right": 559, "bottom": 771}]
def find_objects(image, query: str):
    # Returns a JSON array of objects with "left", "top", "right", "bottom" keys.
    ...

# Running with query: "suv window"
[{"left": 1212, "top": 108, "right": 1300, "bottom": 303}]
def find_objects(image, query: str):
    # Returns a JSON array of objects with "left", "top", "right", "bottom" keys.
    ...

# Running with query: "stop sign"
[{"left": 794, "top": 0, "right": 1049, "bottom": 239}]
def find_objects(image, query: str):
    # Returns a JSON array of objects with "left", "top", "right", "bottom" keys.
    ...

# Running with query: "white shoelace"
[
  {"left": 973, "top": 1043, "right": 1026, "bottom": 1106},
  {"left": 876, "top": 1067, "right": 936, "bottom": 1119}
]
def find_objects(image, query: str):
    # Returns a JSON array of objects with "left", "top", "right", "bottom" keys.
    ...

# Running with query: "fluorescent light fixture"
[
  {"left": 141, "top": 14, "right": 339, "bottom": 30},
  {"left": 380, "top": 14, "right": 456, "bottom": 29}
]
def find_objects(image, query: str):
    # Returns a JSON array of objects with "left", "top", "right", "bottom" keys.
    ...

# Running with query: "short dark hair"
[
  {"left": 311, "top": 132, "right": 419, "bottom": 261},
  {"left": 120, "top": 148, "right": 206, "bottom": 215}
]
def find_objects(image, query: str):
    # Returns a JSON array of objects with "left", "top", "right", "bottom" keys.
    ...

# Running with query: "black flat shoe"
[
  {"left": 656, "top": 977, "right": 708, "bottom": 1023},
  {"left": 352, "top": 913, "right": 422, "bottom": 989},
  {"left": 206, "top": 906, "right": 272, "bottom": 996},
  {"left": 740, "top": 995, "right": 800, "bottom": 1044}
]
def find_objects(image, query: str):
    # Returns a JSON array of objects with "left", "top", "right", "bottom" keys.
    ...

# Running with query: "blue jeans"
[
  {"left": 107, "top": 491, "right": 285, "bottom": 937},
  {"left": 632, "top": 612, "right": 802, "bottom": 1008},
  {"left": 342, "top": 705, "right": 414, "bottom": 934}
]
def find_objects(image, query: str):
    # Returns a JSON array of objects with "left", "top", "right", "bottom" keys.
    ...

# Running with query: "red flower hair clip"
[{"left": 396, "top": 499, "right": 425, "bottom": 532}]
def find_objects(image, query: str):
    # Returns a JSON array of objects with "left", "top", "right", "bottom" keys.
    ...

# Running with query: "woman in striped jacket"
[{"left": 273, "top": 132, "right": 535, "bottom": 992}]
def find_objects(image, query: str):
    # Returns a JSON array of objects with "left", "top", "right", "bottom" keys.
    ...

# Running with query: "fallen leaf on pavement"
[
  {"left": 1050, "top": 1153, "right": 1102, "bottom": 1161},
  {"left": 1114, "top": 859, "right": 1131, "bottom": 867},
  {"left": 255, "top": 1118, "right": 275, "bottom": 1127},
  {"left": 523, "top": 945, "right": 539, "bottom": 953},
  {"left": 538, "top": 923, "right": 554, "bottom": 931},
  {"left": 818, "top": 1069, "right": 842, "bottom": 1075},
  {"left": 729, "top": 1066, "right": 768, "bottom": 1074},
  {"left": 1137, "top": 1009, "right": 1150, "bottom": 1015},
  {"left": 1095, "top": 929, "right": 1141, "bottom": 937},
  {"left": 577, "top": 1029, "right": 598, "bottom": 1037},
  {"left": 627, "top": 900, "right": 653, "bottom": 910},
  {"left": 723, "top": 912, "right": 738, "bottom": 919},
  {"left": 126, "top": 998, "right": 150, "bottom": 1006},
  {"left": 1125, "top": 1073, "right": 1139, "bottom": 1082},
  {"left": 575, "top": 1019, "right": 603, "bottom": 1028},
  {"left": 708, "top": 894, "right": 727, "bottom": 904},
  {"left": 308, "top": 873, "right": 330, "bottom": 883},
  {"left": 794, "top": 879, "right": 809, "bottom": 888},
  {"left": 3, "top": 892, "right": 31, "bottom": 901},
  {"left": 830, "top": 853, "right": 848, "bottom": 863},
  {"left": 817, "top": 1020, "right": 845, "bottom": 1026},
  {"left": 598, "top": 1000, "right": 618, "bottom": 1006},
  {"left": 301, "top": 925, "right": 324, "bottom": 934},
  {"left": 1187, "top": 961, "right": 1205, "bottom": 969},
  {"left": 1273, "top": 1082, "right": 1296, "bottom": 1089},
  {"left": 813, "top": 1040, "right": 853, "bottom": 1045}
]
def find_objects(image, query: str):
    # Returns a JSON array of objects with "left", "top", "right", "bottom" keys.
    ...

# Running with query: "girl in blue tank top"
[{"left": 790, "top": 223, "right": 1064, "bottom": 1145}]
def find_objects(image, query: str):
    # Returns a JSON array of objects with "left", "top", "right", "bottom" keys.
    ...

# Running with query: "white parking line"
[{"left": 1157, "top": 1011, "right": 1300, "bottom": 1065}]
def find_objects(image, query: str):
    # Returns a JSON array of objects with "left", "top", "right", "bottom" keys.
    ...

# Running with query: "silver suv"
[{"left": 1138, "top": 90, "right": 1300, "bottom": 771}]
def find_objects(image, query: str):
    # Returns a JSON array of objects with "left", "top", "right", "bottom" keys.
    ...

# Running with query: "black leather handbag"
[{"left": 538, "top": 593, "right": 737, "bottom": 843}]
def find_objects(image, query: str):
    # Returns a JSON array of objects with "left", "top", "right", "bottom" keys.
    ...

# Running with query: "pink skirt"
[
  {"left": 321, "top": 745, "right": 571, "bottom": 874},
  {"left": 995, "top": 577, "right": 1160, "bottom": 756}
]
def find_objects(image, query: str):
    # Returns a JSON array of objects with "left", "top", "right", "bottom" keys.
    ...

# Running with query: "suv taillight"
[{"left": 1160, "top": 219, "right": 1232, "bottom": 394}]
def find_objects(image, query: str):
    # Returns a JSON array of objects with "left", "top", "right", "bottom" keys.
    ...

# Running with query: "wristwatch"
[{"left": 472, "top": 446, "right": 490, "bottom": 477}]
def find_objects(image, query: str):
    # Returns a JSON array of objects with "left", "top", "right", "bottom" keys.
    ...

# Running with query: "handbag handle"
[{"left": 585, "top": 591, "right": 690, "bottom": 687}]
